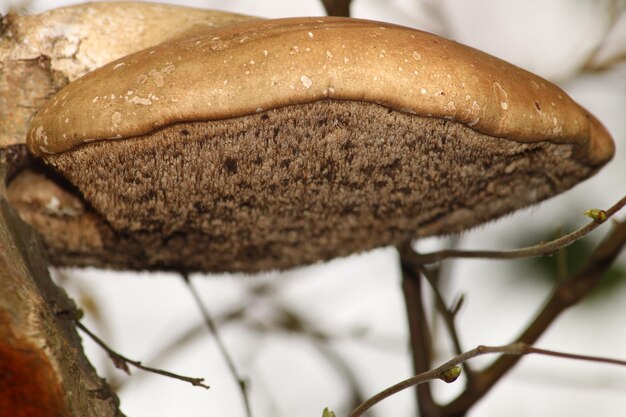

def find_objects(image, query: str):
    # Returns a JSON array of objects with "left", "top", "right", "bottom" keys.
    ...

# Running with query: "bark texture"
[
  {"left": 0, "top": 5, "right": 256, "bottom": 148},
  {"left": 0, "top": 161, "right": 123, "bottom": 417}
]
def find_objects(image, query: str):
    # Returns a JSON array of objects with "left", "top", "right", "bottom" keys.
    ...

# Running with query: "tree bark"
[
  {"left": 321, "top": 0, "right": 352, "bottom": 17},
  {"left": 0, "top": 160, "right": 124, "bottom": 417}
]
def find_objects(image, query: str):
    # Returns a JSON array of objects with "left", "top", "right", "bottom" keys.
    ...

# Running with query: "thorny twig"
[
  {"left": 348, "top": 342, "right": 626, "bottom": 417},
  {"left": 181, "top": 274, "right": 253, "bottom": 417},
  {"left": 404, "top": 194, "right": 626, "bottom": 264}
]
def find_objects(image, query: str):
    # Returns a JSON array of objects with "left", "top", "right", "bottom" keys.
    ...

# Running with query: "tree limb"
[
  {"left": 400, "top": 255, "right": 438, "bottom": 417},
  {"left": 321, "top": 0, "right": 352, "bottom": 17},
  {"left": 0, "top": 161, "right": 123, "bottom": 417}
]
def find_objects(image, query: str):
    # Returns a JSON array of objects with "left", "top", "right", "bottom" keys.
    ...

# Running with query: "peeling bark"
[{"left": 0, "top": 4, "right": 257, "bottom": 148}]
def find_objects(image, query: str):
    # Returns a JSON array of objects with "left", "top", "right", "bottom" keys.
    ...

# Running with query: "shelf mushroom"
[{"left": 25, "top": 17, "right": 614, "bottom": 272}]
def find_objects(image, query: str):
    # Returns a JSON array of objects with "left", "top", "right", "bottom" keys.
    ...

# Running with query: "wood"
[
  {"left": 0, "top": 161, "right": 123, "bottom": 417},
  {"left": 321, "top": 0, "right": 352, "bottom": 17},
  {"left": 0, "top": 5, "right": 256, "bottom": 148}
]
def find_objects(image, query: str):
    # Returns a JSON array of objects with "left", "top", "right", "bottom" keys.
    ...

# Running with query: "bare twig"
[
  {"left": 72, "top": 320, "right": 209, "bottom": 389},
  {"left": 405, "top": 194, "right": 626, "bottom": 264},
  {"left": 419, "top": 0, "right": 453, "bottom": 37},
  {"left": 395, "top": 199, "right": 626, "bottom": 417},
  {"left": 441, "top": 218, "right": 626, "bottom": 416},
  {"left": 418, "top": 265, "right": 473, "bottom": 381},
  {"left": 555, "top": 226, "right": 568, "bottom": 281},
  {"left": 348, "top": 342, "right": 626, "bottom": 417},
  {"left": 321, "top": 0, "right": 352, "bottom": 17},
  {"left": 53, "top": 269, "right": 126, "bottom": 388},
  {"left": 400, "top": 256, "right": 438, "bottom": 417},
  {"left": 270, "top": 303, "right": 368, "bottom": 411},
  {"left": 181, "top": 274, "right": 252, "bottom": 417},
  {"left": 582, "top": 1, "right": 626, "bottom": 72},
  {"left": 113, "top": 303, "right": 249, "bottom": 391}
]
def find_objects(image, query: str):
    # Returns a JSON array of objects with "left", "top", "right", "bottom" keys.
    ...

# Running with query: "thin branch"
[
  {"left": 582, "top": 1, "right": 626, "bottom": 72},
  {"left": 348, "top": 342, "right": 626, "bottom": 417},
  {"left": 587, "top": 52, "right": 626, "bottom": 72},
  {"left": 400, "top": 255, "right": 438, "bottom": 417},
  {"left": 321, "top": 0, "right": 352, "bottom": 17},
  {"left": 441, "top": 218, "right": 626, "bottom": 416},
  {"left": 181, "top": 274, "right": 252, "bottom": 417},
  {"left": 418, "top": 265, "right": 473, "bottom": 381},
  {"left": 405, "top": 194, "right": 626, "bottom": 264},
  {"left": 555, "top": 226, "right": 568, "bottom": 281},
  {"left": 73, "top": 320, "right": 209, "bottom": 389},
  {"left": 53, "top": 268, "right": 126, "bottom": 388},
  {"left": 113, "top": 303, "right": 249, "bottom": 391},
  {"left": 270, "top": 303, "right": 368, "bottom": 412}
]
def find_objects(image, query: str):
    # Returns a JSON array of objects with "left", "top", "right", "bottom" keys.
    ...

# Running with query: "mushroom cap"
[
  {"left": 28, "top": 17, "right": 613, "bottom": 165},
  {"left": 24, "top": 17, "right": 615, "bottom": 272}
]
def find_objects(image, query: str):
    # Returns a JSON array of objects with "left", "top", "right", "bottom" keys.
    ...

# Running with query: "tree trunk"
[{"left": 0, "top": 160, "right": 123, "bottom": 417}]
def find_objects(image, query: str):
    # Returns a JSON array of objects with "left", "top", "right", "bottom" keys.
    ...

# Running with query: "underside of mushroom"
[{"left": 25, "top": 100, "right": 592, "bottom": 272}]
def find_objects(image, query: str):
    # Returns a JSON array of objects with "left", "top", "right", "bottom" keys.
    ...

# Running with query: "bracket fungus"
[{"left": 24, "top": 16, "right": 614, "bottom": 272}]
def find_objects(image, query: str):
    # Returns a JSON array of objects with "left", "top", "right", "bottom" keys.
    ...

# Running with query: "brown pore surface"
[{"left": 44, "top": 100, "right": 592, "bottom": 272}]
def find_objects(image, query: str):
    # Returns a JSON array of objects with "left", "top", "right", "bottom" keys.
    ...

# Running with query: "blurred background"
[{"left": 2, "top": 0, "right": 626, "bottom": 416}]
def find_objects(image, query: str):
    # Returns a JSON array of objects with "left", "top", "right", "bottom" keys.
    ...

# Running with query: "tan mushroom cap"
[{"left": 28, "top": 17, "right": 614, "bottom": 166}]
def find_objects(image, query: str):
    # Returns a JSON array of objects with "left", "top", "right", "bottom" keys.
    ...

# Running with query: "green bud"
[
  {"left": 440, "top": 365, "right": 462, "bottom": 383},
  {"left": 322, "top": 407, "right": 336, "bottom": 417},
  {"left": 584, "top": 209, "right": 607, "bottom": 223}
]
